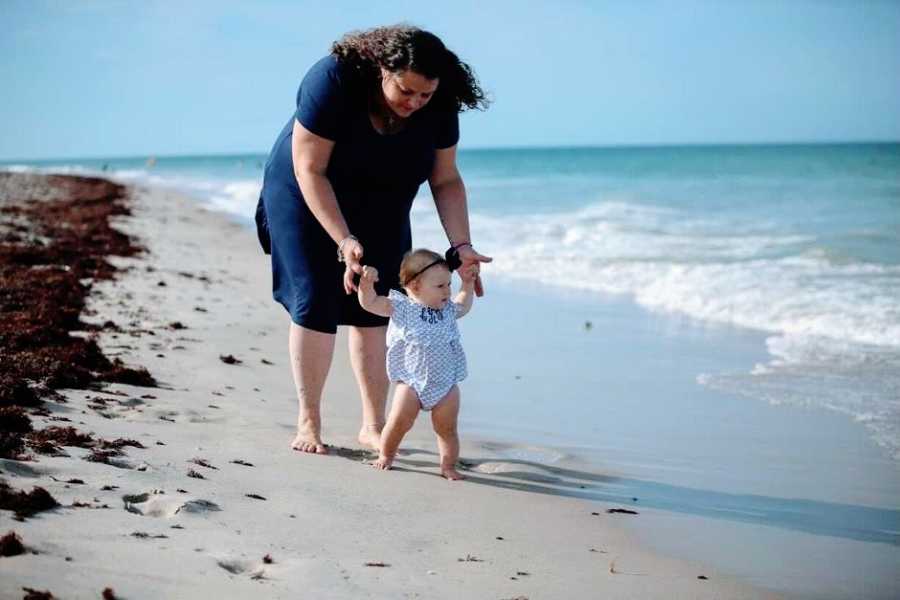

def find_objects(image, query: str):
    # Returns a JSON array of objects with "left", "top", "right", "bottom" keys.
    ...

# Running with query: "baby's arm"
[
  {"left": 357, "top": 266, "right": 393, "bottom": 317},
  {"left": 452, "top": 264, "right": 478, "bottom": 318}
]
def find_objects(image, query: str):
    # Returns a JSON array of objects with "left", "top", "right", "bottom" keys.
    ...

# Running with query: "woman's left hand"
[
  {"left": 457, "top": 245, "right": 492, "bottom": 297},
  {"left": 340, "top": 237, "right": 365, "bottom": 294}
]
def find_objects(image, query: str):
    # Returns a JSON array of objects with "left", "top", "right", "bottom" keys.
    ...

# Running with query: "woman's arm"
[
  {"left": 292, "top": 119, "right": 363, "bottom": 293},
  {"left": 428, "top": 145, "right": 492, "bottom": 295},
  {"left": 428, "top": 145, "right": 470, "bottom": 248}
]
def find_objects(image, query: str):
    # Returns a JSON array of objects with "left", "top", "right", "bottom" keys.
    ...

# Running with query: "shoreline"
[
  {"left": 456, "top": 280, "right": 900, "bottom": 599},
  {"left": 0, "top": 174, "right": 779, "bottom": 599}
]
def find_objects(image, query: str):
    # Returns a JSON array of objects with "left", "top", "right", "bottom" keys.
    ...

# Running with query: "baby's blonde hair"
[{"left": 399, "top": 248, "right": 446, "bottom": 288}]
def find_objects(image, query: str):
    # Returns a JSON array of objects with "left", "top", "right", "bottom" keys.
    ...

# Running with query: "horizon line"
[{"left": 2, "top": 138, "right": 899, "bottom": 164}]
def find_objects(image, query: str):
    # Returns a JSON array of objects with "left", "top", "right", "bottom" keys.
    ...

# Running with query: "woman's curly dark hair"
[{"left": 331, "top": 24, "right": 490, "bottom": 113}]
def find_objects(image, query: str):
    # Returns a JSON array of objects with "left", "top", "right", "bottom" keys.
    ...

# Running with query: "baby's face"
[{"left": 408, "top": 265, "right": 452, "bottom": 310}]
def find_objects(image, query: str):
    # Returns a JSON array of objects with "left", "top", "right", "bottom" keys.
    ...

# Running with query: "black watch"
[{"left": 445, "top": 246, "right": 463, "bottom": 271}]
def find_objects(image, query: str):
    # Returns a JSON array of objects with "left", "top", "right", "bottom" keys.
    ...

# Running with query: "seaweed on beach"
[
  {"left": 26, "top": 426, "right": 93, "bottom": 456},
  {"left": 0, "top": 377, "right": 40, "bottom": 408},
  {"left": 0, "top": 407, "right": 33, "bottom": 458},
  {"left": 84, "top": 448, "right": 124, "bottom": 464},
  {"left": 71, "top": 500, "right": 110, "bottom": 509},
  {"left": 102, "top": 587, "right": 120, "bottom": 600},
  {"left": 0, "top": 173, "right": 156, "bottom": 462},
  {"left": 22, "top": 588, "right": 56, "bottom": 600},
  {"left": 0, "top": 480, "right": 60, "bottom": 520},
  {"left": 28, "top": 426, "right": 95, "bottom": 449},
  {"left": 98, "top": 437, "right": 145, "bottom": 450},
  {"left": 130, "top": 531, "right": 168, "bottom": 539},
  {"left": 186, "top": 469, "right": 205, "bottom": 479},
  {"left": 105, "top": 359, "right": 156, "bottom": 387},
  {"left": 0, "top": 175, "right": 151, "bottom": 377},
  {"left": 189, "top": 457, "right": 218, "bottom": 470},
  {"left": 0, "top": 530, "right": 26, "bottom": 557},
  {"left": 23, "top": 426, "right": 144, "bottom": 462}
]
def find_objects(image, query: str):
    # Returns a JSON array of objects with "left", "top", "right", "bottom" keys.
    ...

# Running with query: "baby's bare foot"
[
  {"left": 441, "top": 466, "right": 465, "bottom": 481},
  {"left": 373, "top": 454, "right": 394, "bottom": 470},
  {"left": 357, "top": 423, "right": 383, "bottom": 450},
  {"left": 290, "top": 418, "right": 327, "bottom": 454}
]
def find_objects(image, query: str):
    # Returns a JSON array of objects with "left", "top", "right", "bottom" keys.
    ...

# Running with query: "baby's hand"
[
  {"left": 360, "top": 265, "right": 379, "bottom": 284},
  {"left": 458, "top": 264, "right": 479, "bottom": 285}
]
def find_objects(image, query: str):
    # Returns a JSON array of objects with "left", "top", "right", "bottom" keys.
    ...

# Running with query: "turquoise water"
[{"left": 4, "top": 143, "right": 900, "bottom": 461}]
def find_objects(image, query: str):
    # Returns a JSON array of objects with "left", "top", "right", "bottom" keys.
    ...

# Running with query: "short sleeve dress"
[
  {"left": 386, "top": 290, "right": 468, "bottom": 410},
  {"left": 255, "top": 55, "right": 460, "bottom": 334}
]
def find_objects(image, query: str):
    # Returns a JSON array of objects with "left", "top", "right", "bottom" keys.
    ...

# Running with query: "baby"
[{"left": 357, "top": 248, "right": 477, "bottom": 480}]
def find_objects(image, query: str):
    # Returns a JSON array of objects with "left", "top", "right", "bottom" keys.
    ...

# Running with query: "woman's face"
[{"left": 379, "top": 68, "right": 439, "bottom": 118}]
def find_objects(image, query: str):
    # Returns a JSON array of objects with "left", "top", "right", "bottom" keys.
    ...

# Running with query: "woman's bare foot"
[
  {"left": 441, "top": 463, "right": 465, "bottom": 480},
  {"left": 373, "top": 453, "right": 394, "bottom": 470},
  {"left": 357, "top": 423, "right": 384, "bottom": 450},
  {"left": 290, "top": 418, "right": 327, "bottom": 454}
]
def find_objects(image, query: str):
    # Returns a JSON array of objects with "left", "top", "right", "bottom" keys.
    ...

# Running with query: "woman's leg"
[
  {"left": 348, "top": 325, "right": 390, "bottom": 449},
  {"left": 289, "top": 322, "right": 335, "bottom": 454},
  {"left": 431, "top": 386, "right": 463, "bottom": 480},
  {"left": 374, "top": 383, "right": 420, "bottom": 469}
]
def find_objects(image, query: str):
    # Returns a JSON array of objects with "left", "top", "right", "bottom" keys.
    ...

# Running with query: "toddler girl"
[{"left": 357, "top": 248, "right": 477, "bottom": 480}]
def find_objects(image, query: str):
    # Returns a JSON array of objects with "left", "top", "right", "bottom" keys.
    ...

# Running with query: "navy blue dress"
[{"left": 256, "top": 55, "right": 459, "bottom": 333}]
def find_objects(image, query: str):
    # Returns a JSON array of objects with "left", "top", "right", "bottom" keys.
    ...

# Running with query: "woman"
[{"left": 255, "top": 25, "right": 491, "bottom": 454}]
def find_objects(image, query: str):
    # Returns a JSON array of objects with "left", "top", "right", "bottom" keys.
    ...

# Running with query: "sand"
[{"left": 0, "top": 175, "right": 779, "bottom": 599}]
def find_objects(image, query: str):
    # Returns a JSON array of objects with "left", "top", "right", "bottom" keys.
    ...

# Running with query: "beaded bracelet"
[{"left": 337, "top": 235, "right": 358, "bottom": 263}]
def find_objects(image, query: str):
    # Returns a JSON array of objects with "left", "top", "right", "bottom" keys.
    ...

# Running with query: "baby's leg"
[
  {"left": 374, "top": 383, "right": 420, "bottom": 470},
  {"left": 431, "top": 385, "right": 463, "bottom": 480}
]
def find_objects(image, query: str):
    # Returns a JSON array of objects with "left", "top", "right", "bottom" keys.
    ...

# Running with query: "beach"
[
  {"left": 0, "top": 173, "right": 782, "bottom": 599},
  {"left": 5, "top": 1, "right": 900, "bottom": 594}
]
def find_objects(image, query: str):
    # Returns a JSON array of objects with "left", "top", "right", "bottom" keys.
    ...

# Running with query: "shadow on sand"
[{"left": 332, "top": 445, "right": 900, "bottom": 547}]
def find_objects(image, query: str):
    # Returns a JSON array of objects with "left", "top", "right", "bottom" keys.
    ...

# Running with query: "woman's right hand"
[
  {"left": 340, "top": 237, "right": 364, "bottom": 294},
  {"left": 456, "top": 244, "right": 492, "bottom": 297}
]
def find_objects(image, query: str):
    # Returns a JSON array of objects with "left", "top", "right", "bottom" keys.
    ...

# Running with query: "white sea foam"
[
  {"left": 411, "top": 197, "right": 900, "bottom": 459},
  {"left": 413, "top": 200, "right": 900, "bottom": 349},
  {"left": 701, "top": 333, "right": 900, "bottom": 460}
]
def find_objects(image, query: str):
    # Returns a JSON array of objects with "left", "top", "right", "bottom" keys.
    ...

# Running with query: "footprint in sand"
[
  {"left": 123, "top": 491, "right": 221, "bottom": 518},
  {"left": 331, "top": 447, "right": 375, "bottom": 461},
  {"left": 187, "top": 410, "right": 223, "bottom": 424},
  {"left": 469, "top": 461, "right": 518, "bottom": 474},
  {"left": 215, "top": 557, "right": 268, "bottom": 580}
]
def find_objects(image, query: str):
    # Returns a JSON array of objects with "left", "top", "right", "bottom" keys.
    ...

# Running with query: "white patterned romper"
[{"left": 386, "top": 289, "right": 468, "bottom": 410}]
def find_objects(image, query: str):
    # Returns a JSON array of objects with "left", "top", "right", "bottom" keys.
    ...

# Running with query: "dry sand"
[{"left": 0, "top": 178, "right": 780, "bottom": 599}]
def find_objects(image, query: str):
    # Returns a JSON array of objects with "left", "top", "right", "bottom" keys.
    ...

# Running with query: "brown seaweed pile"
[
  {"left": 0, "top": 480, "right": 60, "bottom": 520},
  {"left": 0, "top": 173, "right": 156, "bottom": 459},
  {"left": 0, "top": 530, "right": 26, "bottom": 556}
]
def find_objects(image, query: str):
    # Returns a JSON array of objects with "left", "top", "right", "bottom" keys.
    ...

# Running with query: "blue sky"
[{"left": 2, "top": 0, "right": 898, "bottom": 160}]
